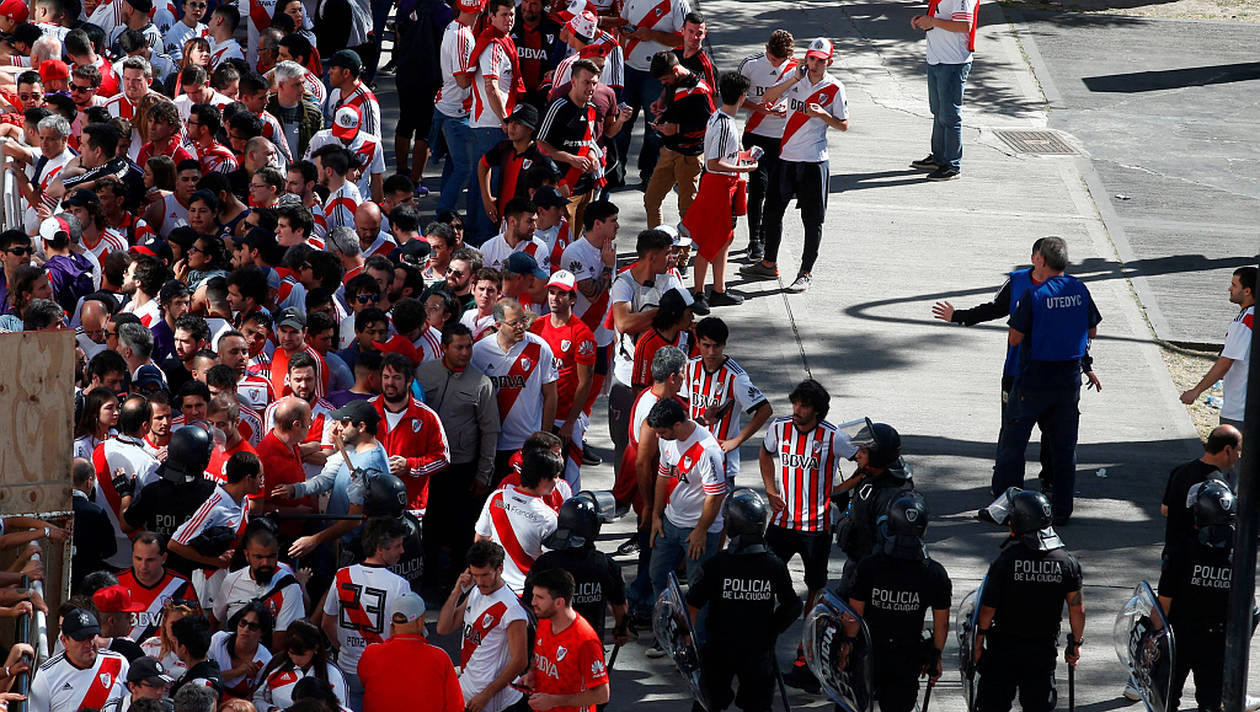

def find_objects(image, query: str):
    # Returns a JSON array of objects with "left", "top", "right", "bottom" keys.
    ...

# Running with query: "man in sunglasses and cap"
[{"left": 30, "top": 609, "right": 130, "bottom": 712}]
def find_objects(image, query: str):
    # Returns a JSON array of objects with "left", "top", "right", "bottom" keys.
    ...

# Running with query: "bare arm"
[
  {"left": 370, "top": 172, "right": 383, "bottom": 204},
  {"left": 484, "top": 76, "right": 509, "bottom": 123},
  {"left": 1065, "top": 589, "right": 1085, "bottom": 665},
  {"left": 541, "top": 380, "right": 557, "bottom": 429},
  {"left": 761, "top": 72, "right": 802, "bottom": 106},
  {"left": 565, "top": 363, "right": 593, "bottom": 426},
  {"left": 435, "top": 571, "right": 470, "bottom": 636},
  {"left": 725, "top": 401, "right": 772, "bottom": 452},
  {"left": 611, "top": 302, "right": 656, "bottom": 336},
  {"left": 635, "top": 426, "right": 659, "bottom": 524},
  {"left": 1182, "top": 356, "right": 1234, "bottom": 401}
]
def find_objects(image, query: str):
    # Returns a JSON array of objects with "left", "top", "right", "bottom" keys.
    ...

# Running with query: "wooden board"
[{"left": 0, "top": 331, "right": 75, "bottom": 517}]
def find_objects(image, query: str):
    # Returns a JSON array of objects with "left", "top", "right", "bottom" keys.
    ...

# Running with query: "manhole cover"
[{"left": 993, "top": 129, "right": 1078, "bottom": 155}]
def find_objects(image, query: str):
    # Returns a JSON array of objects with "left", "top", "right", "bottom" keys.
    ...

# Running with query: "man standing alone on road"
[
  {"left": 909, "top": 0, "right": 978, "bottom": 181},
  {"left": 1180, "top": 266, "right": 1254, "bottom": 430}
]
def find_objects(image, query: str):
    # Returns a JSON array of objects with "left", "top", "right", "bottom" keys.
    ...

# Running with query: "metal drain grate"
[{"left": 994, "top": 129, "right": 1078, "bottom": 155}]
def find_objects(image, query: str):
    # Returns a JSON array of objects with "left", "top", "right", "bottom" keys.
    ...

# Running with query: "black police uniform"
[
  {"left": 685, "top": 549, "right": 802, "bottom": 712},
  {"left": 1160, "top": 459, "right": 1221, "bottom": 558},
  {"left": 346, "top": 511, "right": 424, "bottom": 591},
  {"left": 836, "top": 470, "right": 914, "bottom": 594},
  {"left": 1158, "top": 541, "right": 1232, "bottom": 711},
  {"left": 851, "top": 552, "right": 951, "bottom": 712},
  {"left": 124, "top": 476, "right": 216, "bottom": 576},
  {"left": 975, "top": 541, "right": 1082, "bottom": 712},
  {"left": 525, "top": 547, "right": 626, "bottom": 642}
]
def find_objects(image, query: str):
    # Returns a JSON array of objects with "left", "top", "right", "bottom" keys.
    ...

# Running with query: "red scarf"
[
  {"left": 927, "top": 0, "right": 979, "bottom": 51},
  {"left": 469, "top": 25, "right": 525, "bottom": 99}
]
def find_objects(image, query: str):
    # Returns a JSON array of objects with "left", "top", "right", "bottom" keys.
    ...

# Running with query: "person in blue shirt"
[
  {"left": 991, "top": 237, "right": 1101, "bottom": 525},
  {"left": 933, "top": 237, "right": 1098, "bottom": 495}
]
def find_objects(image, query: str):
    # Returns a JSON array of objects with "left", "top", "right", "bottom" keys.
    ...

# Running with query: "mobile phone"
[
  {"left": 621, "top": 23, "right": 637, "bottom": 32},
  {"left": 797, "top": 64, "right": 807, "bottom": 77},
  {"left": 510, "top": 682, "right": 535, "bottom": 694}
]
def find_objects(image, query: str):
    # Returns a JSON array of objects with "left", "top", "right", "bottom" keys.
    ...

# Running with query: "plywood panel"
[{"left": 0, "top": 331, "right": 75, "bottom": 517}]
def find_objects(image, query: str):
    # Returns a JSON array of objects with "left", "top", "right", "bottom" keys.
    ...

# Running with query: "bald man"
[
  {"left": 1162, "top": 423, "right": 1242, "bottom": 558},
  {"left": 255, "top": 396, "right": 314, "bottom": 518},
  {"left": 78, "top": 299, "right": 113, "bottom": 360},
  {"left": 354, "top": 202, "right": 395, "bottom": 259}
]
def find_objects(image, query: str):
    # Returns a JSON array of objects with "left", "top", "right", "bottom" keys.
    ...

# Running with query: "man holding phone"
[
  {"left": 614, "top": 0, "right": 690, "bottom": 184},
  {"left": 642, "top": 50, "right": 713, "bottom": 232}
]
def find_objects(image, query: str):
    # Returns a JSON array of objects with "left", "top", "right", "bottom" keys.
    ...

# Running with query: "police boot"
[{"left": 783, "top": 645, "right": 821, "bottom": 694}]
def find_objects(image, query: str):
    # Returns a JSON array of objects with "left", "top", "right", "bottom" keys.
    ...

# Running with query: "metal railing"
[
  {"left": 1, "top": 156, "right": 25, "bottom": 232},
  {"left": 12, "top": 574, "right": 33, "bottom": 712}
]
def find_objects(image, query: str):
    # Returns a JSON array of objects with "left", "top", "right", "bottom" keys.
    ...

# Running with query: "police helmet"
[
  {"left": 881, "top": 491, "right": 929, "bottom": 560},
  {"left": 867, "top": 423, "right": 902, "bottom": 469},
  {"left": 363, "top": 472, "right": 408, "bottom": 518},
  {"left": 544, "top": 492, "right": 601, "bottom": 550},
  {"left": 1193, "top": 479, "right": 1236, "bottom": 549},
  {"left": 161, "top": 425, "right": 213, "bottom": 484},
  {"left": 1007, "top": 489, "right": 1063, "bottom": 551},
  {"left": 724, "top": 488, "right": 769, "bottom": 555}
]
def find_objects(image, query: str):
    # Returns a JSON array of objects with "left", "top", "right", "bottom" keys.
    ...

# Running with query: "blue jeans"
[
  {"left": 437, "top": 113, "right": 475, "bottom": 218},
  {"left": 649, "top": 516, "right": 720, "bottom": 602},
  {"left": 992, "top": 385, "right": 1080, "bottom": 520},
  {"left": 467, "top": 126, "right": 507, "bottom": 244},
  {"left": 614, "top": 66, "right": 664, "bottom": 182},
  {"left": 926, "top": 61, "right": 971, "bottom": 171}
]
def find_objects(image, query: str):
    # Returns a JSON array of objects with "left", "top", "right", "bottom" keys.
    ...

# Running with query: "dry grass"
[{"left": 1158, "top": 344, "right": 1224, "bottom": 441}]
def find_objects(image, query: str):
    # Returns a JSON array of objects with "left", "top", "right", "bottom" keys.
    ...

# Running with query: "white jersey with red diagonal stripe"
[
  {"left": 657, "top": 422, "right": 726, "bottom": 532},
  {"left": 777, "top": 72, "right": 849, "bottom": 163},
  {"left": 322, "top": 563, "right": 411, "bottom": 678},
  {"left": 736, "top": 52, "right": 798, "bottom": 139},
  {"left": 410, "top": 324, "right": 444, "bottom": 363},
  {"left": 91, "top": 435, "right": 159, "bottom": 568},
  {"left": 471, "top": 332, "right": 558, "bottom": 451},
  {"left": 328, "top": 80, "right": 382, "bottom": 137},
  {"left": 81, "top": 229, "right": 128, "bottom": 289},
  {"left": 323, "top": 182, "right": 361, "bottom": 232},
  {"left": 474, "top": 484, "right": 558, "bottom": 593},
  {"left": 29, "top": 647, "right": 128, "bottom": 712},
  {"left": 304, "top": 129, "right": 385, "bottom": 201},
  {"left": 618, "top": 0, "right": 691, "bottom": 71},
  {"left": 681, "top": 356, "right": 768, "bottom": 478},
  {"left": 123, "top": 297, "right": 160, "bottom": 327},
  {"left": 459, "top": 583, "right": 528, "bottom": 711},
  {"left": 478, "top": 233, "right": 551, "bottom": 273},
  {"left": 237, "top": 374, "right": 276, "bottom": 411},
  {"left": 558, "top": 236, "right": 613, "bottom": 347},
  {"left": 762, "top": 416, "right": 856, "bottom": 532},
  {"left": 470, "top": 42, "right": 516, "bottom": 129},
  {"left": 208, "top": 36, "right": 245, "bottom": 68},
  {"left": 171, "top": 484, "right": 247, "bottom": 549}
]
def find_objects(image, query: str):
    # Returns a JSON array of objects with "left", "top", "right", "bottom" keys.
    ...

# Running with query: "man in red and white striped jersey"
[
  {"left": 683, "top": 316, "right": 772, "bottom": 485},
  {"left": 92, "top": 394, "right": 160, "bottom": 568},
  {"left": 117, "top": 531, "right": 194, "bottom": 642},
  {"left": 217, "top": 330, "right": 275, "bottom": 411},
  {"left": 758, "top": 378, "right": 858, "bottom": 685},
  {"left": 474, "top": 448, "right": 561, "bottom": 593}
]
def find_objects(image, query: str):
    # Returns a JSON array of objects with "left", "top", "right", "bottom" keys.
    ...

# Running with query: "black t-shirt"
[
  {"left": 537, "top": 96, "right": 599, "bottom": 194},
  {"left": 481, "top": 140, "right": 557, "bottom": 211},
  {"left": 1162, "top": 459, "right": 1221, "bottom": 557},
  {"left": 850, "top": 552, "right": 951, "bottom": 648},
  {"left": 525, "top": 547, "right": 625, "bottom": 641},
  {"left": 1157, "top": 544, "right": 1233, "bottom": 625},
  {"left": 124, "top": 477, "right": 216, "bottom": 575},
  {"left": 659, "top": 71, "right": 713, "bottom": 156},
  {"left": 686, "top": 550, "right": 800, "bottom": 650},
  {"left": 981, "top": 542, "right": 1082, "bottom": 640},
  {"left": 673, "top": 48, "right": 716, "bottom": 92},
  {"left": 109, "top": 636, "right": 146, "bottom": 662}
]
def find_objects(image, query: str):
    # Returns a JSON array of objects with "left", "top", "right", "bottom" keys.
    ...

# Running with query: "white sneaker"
[
  {"left": 645, "top": 641, "right": 667, "bottom": 659},
  {"left": 1122, "top": 680, "right": 1141, "bottom": 701},
  {"left": 785, "top": 273, "right": 813, "bottom": 293}
]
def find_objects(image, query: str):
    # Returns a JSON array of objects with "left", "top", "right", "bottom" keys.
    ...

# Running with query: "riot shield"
[
  {"left": 803, "top": 589, "right": 874, "bottom": 712},
  {"left": 1113, "top": 581, "right": 1174, "bottom": 712},
  {"left": 955, "top": 577, "right": 986, "bottom": 712},
  {"left": 653, "top": 572, "right": 706, "bottom": 710}
]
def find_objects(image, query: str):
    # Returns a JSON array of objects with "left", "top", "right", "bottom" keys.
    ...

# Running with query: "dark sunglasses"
[
  {"left": 5, "top": 247, "right": 33, "bottom": 256},
  {"left": 353, "top": 293, "right": 380, "bottom": 304},
  {"left": 70, "top": 84, "right": 94, "bottom": 93},
  {"left": 237, "top": 619, "right": 262, "bottom": 631}
]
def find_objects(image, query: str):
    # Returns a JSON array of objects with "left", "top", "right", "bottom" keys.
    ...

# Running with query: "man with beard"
[
  {"left": 477, "top": 198, "right": 549, "bottom": 273},
  {"left": 117, "top": 531, "right": 194, "bottom": 643},
  {"left": 264, "top": 352, "right": 335, "bottom": 482},
  {"left": 511, "top": 0, "right": 564, "bottom": 109},
  {"left": 522, "top": 568, "right": 610, "bottom": 710},
  {"left": 370, "top": 353, "right": 450, "bottom": 514},
  {"left": 445, "top": 248, "right": 480, "bottom": 312},
  {"left": 212, "top": 524, "right": 303, "bottom": 651}
]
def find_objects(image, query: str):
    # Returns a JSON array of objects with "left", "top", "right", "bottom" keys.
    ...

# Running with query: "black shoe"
[
  {"left": 691, "top": 290, "right": 709, "bottom": 312},
  {"left": 747, "top": 240, "right": 764, "bottom": 263},
  {"left": 783, "top": 663, "right": 821, "bottom": 694},
  {"left": 926, "top": 166, "right": 961, "bottom": 181},
  {"left": 739, "top": 262, "right": 780, "bottom": 280},
  {"left": 708, "top": 290, "right": 744, "bottom": 307},
  {"left": 581, "top": 445, "right": 601, "bottom": 466},
  {"left": 910, "top": 155, "right": 939, "bottom": 171}
]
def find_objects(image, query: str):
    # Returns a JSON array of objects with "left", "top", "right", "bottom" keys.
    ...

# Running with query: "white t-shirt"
[
  {"left": 459, "top": 584, "right": 528, "bottom": 712},
  {"left": 657, "top": 422, "right": 727, "bottom": 532},
  {"left": 213, "top": 562, "right": 304, "bottom": 631},
  {"left": 460, "top": 309, "right": 497, "bottom": 341},
  {"left": 436, "top": 19, "right": 474, "bottom": 118},
  {"left": 208, "top": 630, "right": 273, "bottom": 696},
  {"left": 618, "top": 0, "right": 691, "bottom": 71},
  {"left": 559, "top": 237, "right": 614, "bottom": 347},
  {"left": 322, "top": 563, "right": 411, "bottom": 677},
  {"left": 303, "top": 130, "right": 386, "bottom": 201},
  {"left": 926, "top": 0, "right": 977, "bottom": 65},
  {"left": 1221, "top": 305, "right": 1253, "bottom": 421},
  {"left": 681, "top": 357, "right": 767, "bottom": 478},
  {"left": 254, "top": 660, "right": 348, "bottom": 712},
  {"left": 478, "top": 233, "right": 551, "bottom": 273},
  {"left": 471, "top": 332, "right": 558, "bottom": 450},
  {"left": 470, "top": 43, "right": 515, "bottom": 129},
  {"left": 702, "top": 110, "right": 742, "bottom": 177},
  {"left": 474, "top": 484, "right": 558, "bottom": 593},
  {"left": 609, "top": 269, "right": 683, "bottom": 386},
  {"left": 737, "top": 52, "right": 798, "bottom": 138},
  {"left": 777, "top": 73, "right": 849, "bottom": 163}
]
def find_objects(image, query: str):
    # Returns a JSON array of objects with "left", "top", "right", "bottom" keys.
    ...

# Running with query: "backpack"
[{"left": 44, "top": 252, "right": 96, "bottom": 314}]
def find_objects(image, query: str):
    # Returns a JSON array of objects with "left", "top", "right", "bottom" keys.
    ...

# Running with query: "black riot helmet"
[
  {"left": 867, "top": 423, "right": 902, "bottom": 469},
  {"left": 723, "top": 488, "right": 769, "bottom": 555},
  {"left": 161, "top": 425, "right": 213, "bottom": 484},
  {"left": 1193, "top": 479, "right": 1236, "bottom": 549},
  {"left": 1007, "top": 489, "right": 1063, "bottom": 551},
  {"left": 881, "top": 491, "right": 929, "bottom": 560},
  {"left": 544, "top": 492, "right": 601, "bottom": 550},
  {"left": 363, "top": 472, "right": 408, "bottom": 518}
]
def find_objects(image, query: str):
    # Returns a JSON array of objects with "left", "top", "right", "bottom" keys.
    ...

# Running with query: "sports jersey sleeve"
[
  {"left": 322, "top": 577, "right": 340, "bottom": 616},
  {"left": 929, "top": 561, "right": 953, "bottom": 610},
  {"left": 574, "top": 325, "right": 596, "bottom": 366},
  {"left": 762, "top": 420, "right": 781, "bottom": 454},
  {"left": 405, "top": 408, "right": 451, "bottom": 478},
  {"left": 700, "top": 448, "right": 725, "bottom": 496},
  {"left": 474, "top": 493, "right": 495, "bottom": 537},
  {"left": 1008, "top": 293, "right": 1033, "bottom": 334},
  {"left": 828, "top": 81, "right": 849, "bottom": 120},
  {"left": 370, "top": 142, "right": 386, "bottom": 176},
  {"left": 540, "top": 341, "right": 559, "bottom": 384},
  {"left": 171, "top": 496, "right": 215, "bottom": 544},
  {"left": 609, "top": 273, "right": 634, "bottom": 306},
  {"left": 732, "top": 370, "right": 767, "bottom": 413},
  {"left": 579, "top": 633, "right": 609, "bottom": 688},
  {"left": 480, "top": 44, "right": 502, "bottom": 78},
  {"left": 1224, "top": 313, "right": 1255, "bottom": 361},
  {"left": 276, "top": 584, "right": 304, "bottom": 630},
  {"left": 631, "top": 333, "right": 654, "bottom": 389}
]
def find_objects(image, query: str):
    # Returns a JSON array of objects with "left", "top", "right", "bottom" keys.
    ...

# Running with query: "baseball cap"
[
  {"left": 133, "top": 364, "right": 167, "bottom": 391},
  {"left": 505, "top": 103, "right": 539, "bottom": 131},
  {"left": 275, "top": 306, "right": 306, "bottom": 331},
  {"left": 664, "top": 285, "right": 709, "bottom": 316},
  {"left": 332, "top": 399, "right": 378, "bottom": 425},
  {"left": 93, "top": 584, "right": 146, "bottom": 613},
  {"left": 805, "top": 37, "right": 834, "bottom": 60},
  {"left": 456, "top": 0, "right": 485, "bottom": 13},
  {"left": 579, "top": 42, "right": 611, "bottom": 59},
  {"left": 396, "top": 237, "right": 432, "bottom": 267},
  {"left": 331, "top": 105, "right": 362, "bottom": 142},
  {"left": 64, "top": 188, "right": 101, "bottom": 208},
  {"left": 159, "top": 279, "right": 192, "bottom": 304},
  {"left": 390, "top": 592, "right": 427, "bottom": 624},
  {"left": 0, "top": 0, "right": 29, "bottom": 24},
  {"left": 127, "top": 656, "right": 174, "bottom": 686},
  {"left": 532, "top": 185, "right": 569, "bottom": 210},
  {"left": 38, "top": 59, "right": 68, "bottom": 83},
  {"left": 505, "top": 252, "right": 548, "bottom": 281},
  {"left": 546, "top": 270, "right": 577, "bottom": 292},
  {"left": 328, "top": 49, "right": 362, "bottom": 75},
  {"left": 62, "top": 609, "right": 101, "bottom": 641},
  {"left": 552, "top": 0, "right": 586, "bottom": 22},
  {"left": 38, "top": 214, "right": 75, "bottom": 244},
  {"left": 566, "top": 10, "right": 597, "bottom": 40}
]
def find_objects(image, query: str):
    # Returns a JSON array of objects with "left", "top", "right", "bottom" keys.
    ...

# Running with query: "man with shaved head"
[
  {"left": 354, "top": 201, "right": 395, "bottom": 259},
  {"left": 255, "top": 396, "right": 315, "bottom": 535},
  {"left": 77, "top": 296, "right": 114, "bottom": 360}
]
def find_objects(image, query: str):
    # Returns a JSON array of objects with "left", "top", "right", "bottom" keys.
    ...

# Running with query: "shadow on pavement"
[{"left": 1083, "top": 61, "right": 1260, "bottom": 92}]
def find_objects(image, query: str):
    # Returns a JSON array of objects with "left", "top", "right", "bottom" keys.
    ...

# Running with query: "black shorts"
[
  {"left": 765, "top": 525, "right": 832, "bottom": 591},
  {"left": 397, "top": 88, "right": 437, "bottom": 141}
]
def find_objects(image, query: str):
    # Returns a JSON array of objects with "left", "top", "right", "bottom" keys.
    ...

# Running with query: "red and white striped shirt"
[
  {"left": 681, "top": 356, "right": 767, "bottom": 477},
  {"left": 81, "top": 229, "right": 128, "bottom": 288},
  {"left": 171, "top": 484, "right": 248, "bottom": 551},
  {"left": 328, "top": 80, "right": 381, "bottom": 137},
  {"left": 474, "top": 484, "right": 558, "bottom": 593},
  {"left": 117, "top": 568, "right": 192, "bottom": 642},
  {"left": 762, "top": 417, "right": 856, "bottom": 532},
  {"left": 237, "top": 373, "right": 276, "bottom": 411}
]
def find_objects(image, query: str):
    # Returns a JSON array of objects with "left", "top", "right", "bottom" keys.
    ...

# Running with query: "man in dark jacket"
[{"left": 268, "top": 61, "right": 324, "bottom": 161}]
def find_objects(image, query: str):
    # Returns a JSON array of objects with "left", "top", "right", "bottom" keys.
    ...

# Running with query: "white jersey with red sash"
[
  {"left": 618, "top": 0, "right": 691, "bottom": 71},
  {"left": 681, "top": 356, "right": 767, "bottom": 479},
  {"left": 322, "top": 562, "right": 411, "bottom": 678},
  {"left": 474, "top": 483, "right": 558, "bottom": 593},
  {"left": 762, "top": 416, "right": 856, "bottom": 532},
  {"left": 323, "top": 182, "right": 361, "bottom": 232},
  {"left": 535, "top": 218, "right": 571, "bottom": 272},
  {"left": 196, "top": 141, "right": 238, "bottom": 175},
  {"left": 29, "top": 647, "right": 128, "bottom": 712},
  {"left": 478, "top": 233, "right": 551, "bottom": 273},
  {"left": 470, "top": 332, "right": 558, "bottom": 451},
  {"left": 238, "top": 373, "right": 276, "bottom": 410},
  {"left": 171, "top": 483, "right": 248, "bottom": 606},
  {"left": 303, "top": 129, "right": 385, "bottom": 201},
  {"left": 737, "top": 52, "right": 797, "bottom": 138},
  {"left": 209, "top": 629, "right": 272, "bottom": 696},
  {"left": 81, "top": 229, "right": 128, "bottom": 287},
  {"left": 559, "top": 236, "right": 614, "bottom": 347},
  {"left": 657, "top": 423, "right": 726, "bottom": 533},
  {"left": 209, "top": 36, "right": 245, "bottom": 68},
  {"left": 327, "top": 80, "right": 382, "bottom": 137},
  {"left": 459, "top": 583, "right": 527, "bottom": 711},
  {"left": 926, "top": 0, "right": 978, "bottom": 64},
  {"left": 118, "top": 568, "right": 192, "bottom": 642},
  {"left": 777, "top": 73, "right": 848, "bottom": 163},
  {"left": 91, "top": 435, "right": 159, "bottom": 568},
  {"left": 254, "top": 660, "right": 348, "bottom": 712}
]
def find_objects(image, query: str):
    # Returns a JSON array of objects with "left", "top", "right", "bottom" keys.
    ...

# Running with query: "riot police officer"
[
  {"left": 835, "top": 422, "right": 914, "bottom": 595},
  {"left": 347, "top": 472, "right": 424, "bottom": 591},
  {"left": 1157, "top": 479, "right": 1246, "bottom": 712},
  {"left": 973, "top": 490, "right": 1085, "bottom": 712},
  {"left": 123, "top": 425, "right": 216, "bottom": 573},
  {"left": 685, "top": 489, "right": 802, "bottom": 712},
  {"left": 525, "top": 492, "right": 630, "bottom": 645},
  {"left": 849, "top": 492, "right": 951, "bottom": 712}
]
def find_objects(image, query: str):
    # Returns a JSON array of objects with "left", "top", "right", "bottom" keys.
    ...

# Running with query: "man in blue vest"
[
  {"left": 991, "top": 236, "right": 1101, "bottom": 524},
  {"left": 933, "top": 238, "right": 1100, "bottom": 495}
]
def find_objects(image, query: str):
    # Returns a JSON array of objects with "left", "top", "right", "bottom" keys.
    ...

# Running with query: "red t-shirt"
[
  {"left": 530, "top": 315, "right": 596, "bottom": 423},
  {"left": 205, "top": 438, "right": 258, "bottom": 485},
  {"left": 358, "top": 634, "right": 463, "bottom": 712},
  {"left": 532, "top": 614, "right": 608, "bottom": 712},
  {"left": 254, "top": 431, "right": 315, "bottom": 523},
  {"left": 631, "top": 328, "right": 690, "bottom": 390}
]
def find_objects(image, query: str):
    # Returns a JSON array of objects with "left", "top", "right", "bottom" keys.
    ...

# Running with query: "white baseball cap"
[
  {"left": 566, "top": 10, "right": 597, "bottom": 40},
  {"left": 332, "top": 105, "right": 362, "bottom": 141},
  {"left": 547, "top": 269, "right": 577, "bottom": 292},
  {"left": 390, "top": 592, "right": 427, "bottom": 624},
  {"left": 806, "top": 37, "right": 834, "bottom": 60}
]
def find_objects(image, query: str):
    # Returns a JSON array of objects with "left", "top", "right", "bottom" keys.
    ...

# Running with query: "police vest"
[
  {"left": 1003, "top": 269, "right": 1037, "bottom": 377},
  {"left": 1027, "top": 275, "right": 1090, "bottom": 362}
]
